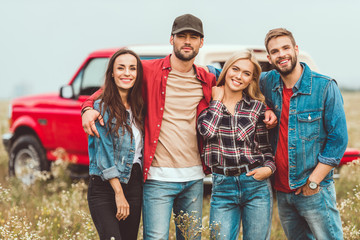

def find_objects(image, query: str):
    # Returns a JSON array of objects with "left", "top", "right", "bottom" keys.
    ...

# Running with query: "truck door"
[{"left": 52, "top": 57, "right": 108, "bottom": 165}]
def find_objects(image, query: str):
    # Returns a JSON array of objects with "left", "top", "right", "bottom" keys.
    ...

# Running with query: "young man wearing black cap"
[{"left": 81, "top": 14, "right": 215, "bottom": 239}]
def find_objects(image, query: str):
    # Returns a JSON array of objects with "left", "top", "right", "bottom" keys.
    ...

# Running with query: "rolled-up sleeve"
[
  {"left": 93, "top": 102, "right": 120, "bottom": 180},
  {"left": 319, "top": 80, "right": 348, "bottom": 166},
  {"left": 197, "top": 100, "right": 224, "bottom": 139}
]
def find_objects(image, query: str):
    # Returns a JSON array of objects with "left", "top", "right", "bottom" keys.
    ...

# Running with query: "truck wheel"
[{"left": 9, "top": 135, "right": 50, "bottom": 185}]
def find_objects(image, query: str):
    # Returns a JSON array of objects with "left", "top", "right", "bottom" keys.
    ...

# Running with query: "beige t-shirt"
[{"left": 148, "top": 67, "right": 204, "bottom": 181}]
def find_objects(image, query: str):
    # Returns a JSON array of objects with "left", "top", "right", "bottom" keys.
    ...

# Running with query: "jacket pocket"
[{"left": 297, "top": 111, "right": 321, "bottom": 140}]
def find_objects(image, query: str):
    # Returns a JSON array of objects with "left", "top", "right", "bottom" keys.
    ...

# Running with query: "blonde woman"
[{"left": 198, "top": 50, "right": 275, "bottom": 240}]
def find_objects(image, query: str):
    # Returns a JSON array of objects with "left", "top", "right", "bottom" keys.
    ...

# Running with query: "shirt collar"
[
  {"left": 164, "top": 54, "right": 205, "bottom": 83},
  {"left": 162, "top": 54, "right": 172, "bottom": 69},
  {"left": 293, "top": 62, "right": 312, "bottom": 95},
  {"left": 242, "top": 92, "right": 252, "bottom": 106}
]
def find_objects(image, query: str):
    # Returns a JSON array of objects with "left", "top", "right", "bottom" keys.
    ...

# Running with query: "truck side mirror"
[{"left": 60, "top": 85, "right": 75, "bottom": 99}]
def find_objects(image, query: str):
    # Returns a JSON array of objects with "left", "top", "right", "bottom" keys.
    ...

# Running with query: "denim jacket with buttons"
[
  {"left": 259, "top": 62, "right": 348, "bottom": 189},
  {"left": 88, "top": 100, "right": 136, "bottom": 184}
]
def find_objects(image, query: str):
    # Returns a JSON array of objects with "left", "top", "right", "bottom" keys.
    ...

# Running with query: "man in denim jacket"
[{"left": 260, "top": 28, "right": 347, "bottom": 240}]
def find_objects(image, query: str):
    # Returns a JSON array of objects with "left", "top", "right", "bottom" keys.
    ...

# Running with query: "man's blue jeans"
[
  {"left": 142, "top": 179, "right": 203, "bottom": 240},
  {"left": 276, "top": 182, "right": 343, "bottom": 240},
  {"left": 209, "top": 172, "right": 273, "bottom": 240}
]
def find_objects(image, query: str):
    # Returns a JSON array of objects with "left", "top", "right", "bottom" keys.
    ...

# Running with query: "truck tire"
[{"left": 9, "top": 135, "right": 50, "bottom": 185}]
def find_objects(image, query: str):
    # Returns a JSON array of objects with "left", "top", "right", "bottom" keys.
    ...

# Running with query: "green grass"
[{"left": 0, "top": 91, "right": 360, "bottom": 239}]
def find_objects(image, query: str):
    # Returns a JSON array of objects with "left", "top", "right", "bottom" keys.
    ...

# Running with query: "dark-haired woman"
[{"left": 87, "top": 49, "right": 144, "bottom": 240}]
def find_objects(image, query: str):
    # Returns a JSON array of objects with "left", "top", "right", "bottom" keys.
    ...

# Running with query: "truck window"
[
  {"left": 140, "top": 56, "right": 165, "bottom": 60},
  {"left": 72, "top": 58, "right": 109, "bottom": 96},
  {"left": 209, "top": 62, "right": 225, "bottom": 69},
  {"left": 73, "top": 56, "right": 165, "bottom": 97},
  {"left": 209, "top": 61, "right": 275, "bottom": 72},
  {"left": 259, "top": 62, "right": 274, "bottom": 72}
]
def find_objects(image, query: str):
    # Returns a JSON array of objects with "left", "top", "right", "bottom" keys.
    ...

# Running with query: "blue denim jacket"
[
  {"left": 259, "top": 63, "right": 348, "bottom": 189},
  {"left": 207, "top": 65, "right": 221, "bottom": 80},
  {"left": 88, "top": 100, "right": 136, "bottom": 184}
]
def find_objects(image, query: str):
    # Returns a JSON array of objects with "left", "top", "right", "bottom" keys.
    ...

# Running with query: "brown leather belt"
[{"left": 211, "top": 162, "right": 261, "bottom": 176}]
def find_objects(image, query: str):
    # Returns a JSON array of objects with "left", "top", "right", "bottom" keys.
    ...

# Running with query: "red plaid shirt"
[{"left": 197, "top": 94, "right": 276, "bottom": 172}]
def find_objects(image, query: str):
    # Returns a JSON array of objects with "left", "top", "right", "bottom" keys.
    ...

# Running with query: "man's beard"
[
  {"left": 174, "top": 45, "right": 198, "bottom": 61},
  {"left": 272, "top": 54, "right": 297, "bottom": 76}
]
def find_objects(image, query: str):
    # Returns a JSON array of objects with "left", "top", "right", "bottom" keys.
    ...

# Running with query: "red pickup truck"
[{"left": 2, "top": 46, "right": 359, "bottom": 185}]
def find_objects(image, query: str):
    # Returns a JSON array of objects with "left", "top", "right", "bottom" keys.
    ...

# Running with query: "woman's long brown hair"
[{"left": 98, "top": 48, "right": 144, "bottom": 137}]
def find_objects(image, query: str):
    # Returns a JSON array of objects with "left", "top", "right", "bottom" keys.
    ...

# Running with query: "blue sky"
[{"left": 1, "top": 0, "right": 359, "bottom": 99}]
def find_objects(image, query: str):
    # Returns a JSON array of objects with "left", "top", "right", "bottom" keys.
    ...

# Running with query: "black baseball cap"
[{"left": 171, "top": 14, "right": 204, "bottom": 37}]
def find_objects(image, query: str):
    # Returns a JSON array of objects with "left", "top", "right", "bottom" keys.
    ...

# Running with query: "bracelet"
[{"left": 81, "top": 107, "right": 93, "bottom": 117}]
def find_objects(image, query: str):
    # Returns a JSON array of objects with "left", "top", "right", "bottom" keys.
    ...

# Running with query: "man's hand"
[
  {"left": 246, "top": 167, "right": 272, "bottom": 181},
  {"left": 264, "top": 110, "right": 278, "bottom": 129},
  {"left": 82, "top": 108, "right": 104, "bottom": 137},
  {"left": 295, "top": 180, "right": 320, "bottom": 196},
  {"left": 212, "top": 86, "right": 224, "bottom": 101},
  {"left": 295, "top": 163, "right": 332, "bottom": 196}
]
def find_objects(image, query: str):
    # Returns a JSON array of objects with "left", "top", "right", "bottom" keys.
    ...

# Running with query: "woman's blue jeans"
[{"left": 209, "top": 172, "right": 273, "bottom": 240}]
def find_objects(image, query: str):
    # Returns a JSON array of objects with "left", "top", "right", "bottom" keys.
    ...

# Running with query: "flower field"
[{"left": 0, "top": 91, "right": 359, "bottom": 239}]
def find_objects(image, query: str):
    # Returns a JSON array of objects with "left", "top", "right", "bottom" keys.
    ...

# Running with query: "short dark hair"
[{"left": 264, "top": 28, "right": 296, "bottom": 53}]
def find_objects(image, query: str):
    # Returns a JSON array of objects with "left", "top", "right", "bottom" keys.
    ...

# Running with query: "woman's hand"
[
  {"left": 246, "top": 167, "right": 272, "bottom": 181},
  {"left": 109, "top": 178, "right": 129, "bottom": 221},
  {"left": 115, "top": 192, "right": 130, "bottom": 221},
  {"left": 212, "top": 86, "right": 224, "bottom": 101}
]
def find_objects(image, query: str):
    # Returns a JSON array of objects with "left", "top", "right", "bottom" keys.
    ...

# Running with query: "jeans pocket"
[
  {"left": 212, "top": 173, "right": 226, "bottom": 185},
  {"left": 300, "top": 187, "right": 322, "bottom": 198},
  {"left": 251, "top": 175, "right": 266, "bottom": 182},
  {"left": 323, "top": 182, "right": 337, "bottom": 202}
]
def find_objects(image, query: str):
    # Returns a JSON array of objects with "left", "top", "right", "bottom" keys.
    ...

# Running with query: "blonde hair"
[{"left": 217, "top": 50, "right": 265, "bottom": 102}]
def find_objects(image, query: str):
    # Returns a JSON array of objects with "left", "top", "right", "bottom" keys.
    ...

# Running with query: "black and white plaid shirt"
[{"left": 197, "top": 94, "right": 275, "bottom": 172}]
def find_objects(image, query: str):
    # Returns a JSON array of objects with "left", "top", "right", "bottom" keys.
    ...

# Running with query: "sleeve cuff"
[
  {"left": 264, "top": 160, "right": 276, "bottom": 174},
  {"left": 81, "top": 101, "right": 93, "bottom": 110},
  {"left": 102, "top": 166, "right": 120, "bottom": 180},
  {"left": 318, "top": 153, "right": 340, "bottom": 167},
  {"left": 265, "top": 105, "right": 272, "bottom": 111}
]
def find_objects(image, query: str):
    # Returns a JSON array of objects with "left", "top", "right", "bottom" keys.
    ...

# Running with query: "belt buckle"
[
  {"left": 225, "top": 168, "right": 241, "bottom": 176},
  {"left": 239, "top": 164, "right": 249, "bottom": 173}
]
